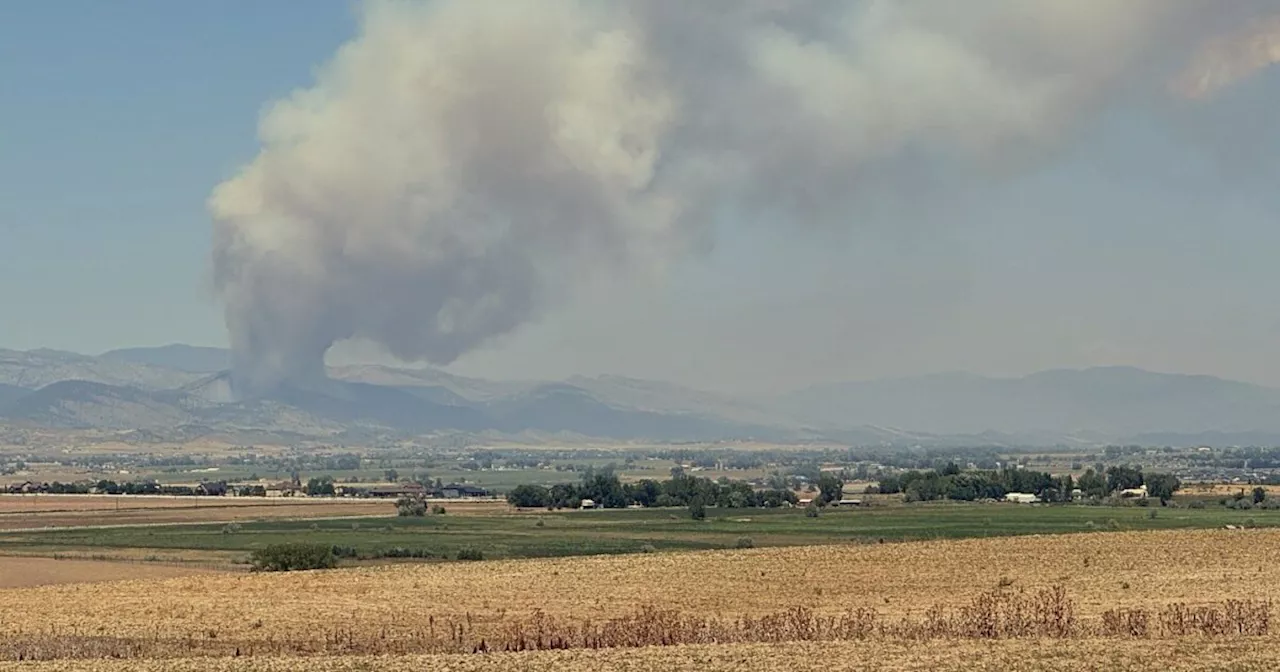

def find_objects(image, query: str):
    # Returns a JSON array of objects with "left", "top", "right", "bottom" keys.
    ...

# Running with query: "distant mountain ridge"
[
  {"left": 101, "top": 344, "right": 231, "bottom": 373},
  {"left": 780, "top": 366, "right": 1280, "bottom": 439},
  {"left": 3, "top": 345, "right": 1280, "bottom": 445}
]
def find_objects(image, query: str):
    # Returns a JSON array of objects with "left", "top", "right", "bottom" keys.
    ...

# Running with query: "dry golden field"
[
  {"left": 4, "top": 640, "right": 1280, "bottom": 672},
  {"left": 0, "top": 496, "right": 508, "bottom": 530},
  {"left": 0, "top": 495, "right": 401, "bottom": 531},
  {"left": 0, "top": 528, "right": 1278, "bottom": 668},
  {"left": 0, "top": 556, "right": 217, "bottom": 589},
  {"left": 1182, "top": 482, "right": 1280, "bottom": 497}
]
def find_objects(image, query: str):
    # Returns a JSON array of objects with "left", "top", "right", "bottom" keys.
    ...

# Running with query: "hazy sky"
[{"left": 4, "top": 1, "right": 1280, "bottom": 393}]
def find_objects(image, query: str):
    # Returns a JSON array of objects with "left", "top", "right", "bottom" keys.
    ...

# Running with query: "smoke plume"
[{"left": 211, "top": 0, "right": 1280, "bottom": 394}]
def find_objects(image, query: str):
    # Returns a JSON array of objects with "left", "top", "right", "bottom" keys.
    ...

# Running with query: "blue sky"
[
  {"left": 3, "top": 2, "right": 1280, "bottom": 391},
  {"left": 0, "top": 1, "right": 356, "bottom": 352}
]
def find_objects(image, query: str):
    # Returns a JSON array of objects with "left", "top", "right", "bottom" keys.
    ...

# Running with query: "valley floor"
[{"left": 0, "top": 528, "right": 1277, "bottom": 669}]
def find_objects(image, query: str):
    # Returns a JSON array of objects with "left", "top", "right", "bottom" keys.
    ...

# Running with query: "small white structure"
[
  {"left": 579, "top": 498, "right": 596, "bottom": 510},
  {"left": 834, "top": 499, "right": 863, "bottom": 507},
  {"left": 1119, "top": 485, "right": 1148, "bottom": 499},
  {"left": 1004, "top": 492, "right": 1039, "bottom": 504}
]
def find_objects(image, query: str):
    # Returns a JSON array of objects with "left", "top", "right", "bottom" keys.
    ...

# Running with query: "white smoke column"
[
  {"left": 211, "top": 0, "right": 679, "bottom": 392},
  {"left": 1174, "top": 14, "right": 1280, "bottom": 99},
  {"left": 211, "top": 0, "right": 1279, "bottom": 395}
]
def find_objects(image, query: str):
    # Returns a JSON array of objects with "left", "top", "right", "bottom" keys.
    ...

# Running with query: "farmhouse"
[
  {"left": 440, "top": 483, "right": 489, "bottom": 499},
  {"left": 580, "top": 498, "right": 597, "bottom": 509},
  {"left": 265, "top": 481, "right": 301, "bottom": 497},
  {"left": 12, "top": 481, "right": 46, "bottom": 494},
  {"left": 195, "top": 481, "right": 228, "bottom": 497},
  {"left": 1004, "top": 492, "right": 1039, "bottom": 504},
  {"left": 367, "top": 483, "right": 427, "bottom": 499}
]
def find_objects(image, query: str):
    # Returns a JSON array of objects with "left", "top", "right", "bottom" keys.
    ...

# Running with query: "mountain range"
[{"left": 2, "top": 345, "right": 1280, "bottom": 446}]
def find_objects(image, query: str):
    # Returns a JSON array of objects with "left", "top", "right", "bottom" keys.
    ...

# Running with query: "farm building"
[
  {"left": 1004, "top": 492, "right": 1039, "bottom": 504},
  {"left": 195, "top": 481, "right": 228, "bottom": 497},
  {"left": 265, "top": 481, "right": 301, "bottom": 497},
  {"left": 833, "top": 499, "right": 863, "bottom": 507},
  {"left": 366, "top": 483, "right": 427, "bottom": 499},
  {"left": 1119, "top": 485, "right": 1148, "bottom": 499},
  {"left": 440, "top": 483, "right": 489, "bottom": 499},
  {"left": 580, "top": 498, "right": 597, "bottom": 509}
]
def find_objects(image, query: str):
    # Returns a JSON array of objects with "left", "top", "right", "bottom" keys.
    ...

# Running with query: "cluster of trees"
[
  {"left": 872, "top": 463, "right": 1181, "bottom": 504},
  {"left": 305, "top": 476, "right": 336, "bottom": 496},
  {"left": 874, "top": 464, "right": 1075, "bottom": 502},
  {"left": 9, "top": 480, "right": 203, "bottom": 496},
  {"left": 395, "top": 495, "right": 447, "bottom": 516},
  {"left": 248, "top": 543, "right": 337, "bottom": 572},
  {"left": 1077, "top": 465, "right": 1181, "bottom": 503},
  {"left": 506, "top": 470, "right": 802, "bottom": 510}
]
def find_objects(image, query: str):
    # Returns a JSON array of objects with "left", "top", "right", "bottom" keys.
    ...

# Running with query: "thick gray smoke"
[{"left": 211, "top": 0, "right": 1279, "bottom": 394}]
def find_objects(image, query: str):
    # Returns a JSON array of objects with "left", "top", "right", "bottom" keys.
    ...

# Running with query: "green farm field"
[{"left": 0, "top": 502, "right": 1274, "bottom": 568}]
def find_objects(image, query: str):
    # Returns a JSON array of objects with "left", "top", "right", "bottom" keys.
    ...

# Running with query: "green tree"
[
  {"left": 1105, "top": 465, "right": 1144, "bottom": 494},
  {"left": 396, "top": 495, "right": 427, "bottom": 517},
  {"left": 1077, "top": 469, "right": 1106, "bottom": 498},
  {"left": 305, "top": 476, "right": 335, "bottom": 496},
  {"left": 506, "top": 484, "right": 551, "bottom": 508},
  {"left": 1144, "top": 473, "right": 1181, "bottom": 504},
  {"left": 689, "top": 500, "right": 707, "bottom": 520},
  {"left": 384, "top": 468, "right": 399, "bottom": 483},
  {"left": 816, "top": 473, "right": 844, "bottom": 506}
]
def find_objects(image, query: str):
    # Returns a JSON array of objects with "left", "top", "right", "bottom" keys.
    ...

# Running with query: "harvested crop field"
[
  {"left": 0, "top": 556, "right": 218, "bottom": 588},
  {"left": 0, "top": 495, "right": 507, "bottom": 530},
  {"left": 1, "top": 528, "right": 1278, "bottom": 668},
  {"left": 4, "top": 639, "right": 1280, "bottom": 672}
]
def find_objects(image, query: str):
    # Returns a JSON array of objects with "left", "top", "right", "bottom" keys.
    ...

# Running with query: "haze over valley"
[{"left": 0, "top": 344, "right": 1277, "bottom": 447}]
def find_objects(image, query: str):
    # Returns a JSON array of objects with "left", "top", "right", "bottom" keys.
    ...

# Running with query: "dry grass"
[
  {"left": 0, "top": 556, "right": 218, "bottom": 589},
  {"left": 4, "top": 639, "right": 1280, "bottom": 672},
  {"left": 1182, "top": 483, "right": 1280, "bottom": 497},
  {"left": 0, "top": 495, "right": 406, "bottom": 530},
  {"left": 1, "top": 528, "right": 1278, "bottom": 666}
]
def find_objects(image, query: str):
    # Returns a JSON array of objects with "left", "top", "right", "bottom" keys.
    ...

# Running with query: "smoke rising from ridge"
[{"left": 211, "top": 0, "right": 1280, "bottom": 394}]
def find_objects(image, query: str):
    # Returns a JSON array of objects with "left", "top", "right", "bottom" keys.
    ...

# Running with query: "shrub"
[
  {"left": 735, "top": 537, "right": 755, "bottom": 549},
  {"left": 397, "top": 495, "right": 427, "bottom": 517},
  {"left": 249, "top": 543, "right": 337, "bottom": 572},
  {"left": 376, "top": 547, "right": 432, "bottom": 559},
  {"left": 1187, "top": 500, "right": 1206, "bottom": 509},
  {"left": 534, "top": 518, "right": 545, "bottom": 527},
  {"left": 330, "top": 545, "right": 359, "bottom": 558},
  {"left": 1146, "top": 508, "right": 1158, "bottom": 520},
  {"left": 805, "top": 503, "right": 820, "bottom": 518},
  {"left": 639, "top": 543, "right": 658, "bottom": 554},
  {"left": 431, "top": 504, "right": 447, "bottom": 515},
  {"left": 221, "top": 522, "right": 242, "bottom": 535},
  {"left": 1107, "top": 519, "right": 1121, "bottom": 531},
  {"left": 456, "top": 547, "right": 484, "bottom": 561},
  {"left": 689, "top": 501, "right": 707, "bottom": 521}
]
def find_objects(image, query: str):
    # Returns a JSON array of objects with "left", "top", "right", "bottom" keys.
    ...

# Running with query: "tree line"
[
  {"left": 506, "top": 470, "right": 804, "bottom": 510},
  {"left": 873, "top": 463, "right": 1180, "bottom": 504}
]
